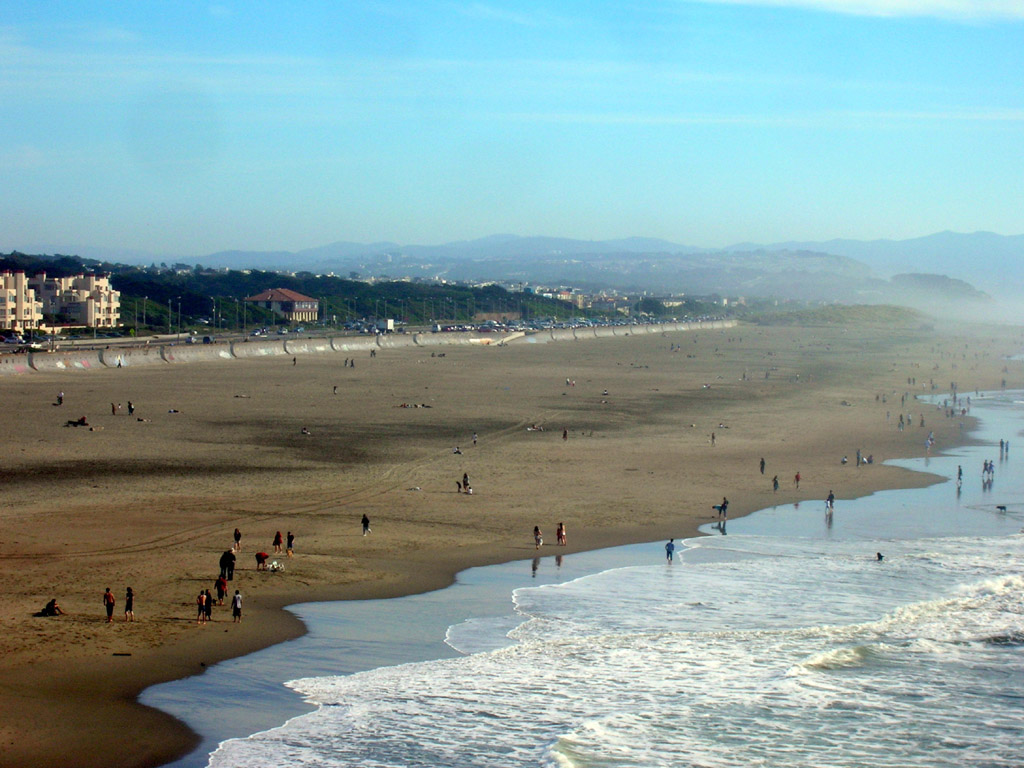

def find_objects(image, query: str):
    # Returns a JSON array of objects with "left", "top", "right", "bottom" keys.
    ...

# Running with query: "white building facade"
[
  {"left": 29, "top": 272, "right": 121, "bottom": 329},
  {"left": 0, "top": 270, "right": 43, "bottom": 332}
]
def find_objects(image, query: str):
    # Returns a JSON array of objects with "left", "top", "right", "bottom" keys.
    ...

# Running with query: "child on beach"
[{"left": 534, "top": 526, "right": 543, "bottom": 549}]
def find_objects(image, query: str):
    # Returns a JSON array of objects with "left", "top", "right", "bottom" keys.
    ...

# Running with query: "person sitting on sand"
[{"left": 37, "top": 599, "right": 65, "bottom": 617}]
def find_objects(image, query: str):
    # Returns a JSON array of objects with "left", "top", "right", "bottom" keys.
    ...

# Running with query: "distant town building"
[
  {"left": 244, "top": 288, "right": 319, "bottom": 323},
  {"left": 0, "top": 270, "right": 43, "bottom": 332},
  {"left": 29, "top": 272, "right": 121, "bottom": 328}
]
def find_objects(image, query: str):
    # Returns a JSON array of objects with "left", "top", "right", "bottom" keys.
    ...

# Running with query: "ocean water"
[{"left": 147, "top": 391, "right": 1024, "bottom": 767}]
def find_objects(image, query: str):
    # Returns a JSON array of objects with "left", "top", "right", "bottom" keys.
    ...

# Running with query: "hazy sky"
[{"left": 2, "top": 1, "right": 1022, "bottom": 256}]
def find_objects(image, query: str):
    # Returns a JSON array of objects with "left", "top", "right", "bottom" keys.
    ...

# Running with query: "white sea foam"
[{"left": 208, "top": 532, "right": 1024, "bottom": 768}]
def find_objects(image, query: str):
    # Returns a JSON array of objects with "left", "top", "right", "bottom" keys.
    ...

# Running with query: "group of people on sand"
[
  {"left": 533, "top": 523, "right": 567, "bottom": 549},
  {"left": 208, "top": 527, "right": 297, "bottom": 623},
  {"left": 100, "top": 587, "right": 133, "bottom": 622},
  {"left": 196, "top": 585, "right": 243, "bottom": 624},
  {"left": 36, "top": 584, "right": 136, "bottom": 623}
]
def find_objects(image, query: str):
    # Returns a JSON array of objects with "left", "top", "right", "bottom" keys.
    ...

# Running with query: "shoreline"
[{"left": 0, "top": 319, "right": 1016, "bottom": 768}]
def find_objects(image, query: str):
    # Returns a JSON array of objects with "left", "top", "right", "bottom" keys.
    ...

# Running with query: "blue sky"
[{"left": 2, "top": 1, "right": 1022, "bottom": 257}]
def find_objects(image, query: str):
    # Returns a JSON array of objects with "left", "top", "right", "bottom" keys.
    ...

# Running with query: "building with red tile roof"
[{"left": 244, "top": 288, "right": 319, "bottom": 324}]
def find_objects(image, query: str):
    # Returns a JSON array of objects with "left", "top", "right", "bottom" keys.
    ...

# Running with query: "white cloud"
[{"left": 681, "top": 0, "right": 1024, "bottom": 19}]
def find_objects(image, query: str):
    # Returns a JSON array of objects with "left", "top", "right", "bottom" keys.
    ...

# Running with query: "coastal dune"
[{"left": 0, "top": 318, "right": 1017, "bottom": 768}]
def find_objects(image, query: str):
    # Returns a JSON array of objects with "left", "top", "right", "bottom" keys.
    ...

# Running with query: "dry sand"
[{"left": 0, "top": 320, "right": 1019, "bottom": 768}]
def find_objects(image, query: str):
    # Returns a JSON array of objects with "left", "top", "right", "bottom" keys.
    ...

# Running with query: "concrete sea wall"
[{"left": 0, "top": 321, "right": 737, "bottom": 376}]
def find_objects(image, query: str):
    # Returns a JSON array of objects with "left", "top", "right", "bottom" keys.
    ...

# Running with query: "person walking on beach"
[
  {"left": 759, "top": 457, "right": 765, "bottom": 475},
  {"left": 204, "top": 589, "right": 214, "bottom": 623},
  {"left": 232, "top": 590, "right": 242, "bottom": 623},
  {"left": 714, "top": 497, "right": 729, "bottom": 519},
  {"left": 556, "top": 522, "right": 566, "bottom": 546},
  {"left": 826, "top": 490, "right": 835, "bottom": 512},
  {"left": 534, "top": 526, "right": 543, "bottom": 549},
  {"left": 196, "top": 590, "right": 207, "bottom": 624},
  {"left": 127, "top": 401, "right": 134, "bottom": 416},
  {"left": 57, "top": 391, "right": 63, "bottom": 406},
  {"left": 562, "top": 428, "right": 568, "bottom": 441},
  {"left": 124, "top": 587, "right": 134, "bottom": 622},
  {"left": 233, "top": 528, "right": 242, "bottom": 551},
  {"left": 286, "top": 531, "right": 294, "bottom": 557},
  {"left": 219, "top": 549, "right": 236, "bottom": 581},
  {"left": 794, "top": 471, "right": 801, "bottom": 489},
  {"left": 215, "top": 575, "right": 227, "bottom": 605},
  {"left": 103, "top": 588, "right": 115, "bottom": 623},
  {"left": 773, "top": 475, "right": 779, "bottom": 492},
  {"left": 665, "top": 539, "right": 675, "bottom": 562},
  {"left": 273, "top": 531, "right": 283, "bottom": 553},
  {"left": 362, "top": 514, "right": 371, "bottom": 536}
]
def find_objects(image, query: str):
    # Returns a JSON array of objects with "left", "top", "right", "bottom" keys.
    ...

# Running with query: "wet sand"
[{"left": 0, "top": 320, "right": 1017, "bottom": 768}]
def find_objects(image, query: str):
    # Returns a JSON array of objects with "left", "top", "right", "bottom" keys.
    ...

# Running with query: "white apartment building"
[
  {"left": 0, "top": 270, "right": 43, "bottom": 332},
  {"left": 28, "top": 272, "right": 121, "bottom": 328}
]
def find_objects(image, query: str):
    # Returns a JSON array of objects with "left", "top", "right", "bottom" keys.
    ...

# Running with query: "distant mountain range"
[
  {"left": 200, "top": 231, "right": 1021, "bottom": 299},
  {"left": 14, "top": 230, "right": 1022, "bottom": 316},
  {"left": 727, "top": 231, "right": 1024, "bottom": 292}
]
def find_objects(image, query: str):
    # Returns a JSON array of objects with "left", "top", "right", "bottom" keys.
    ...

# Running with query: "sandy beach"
[{"left": 0, "top": 318, "right": 1017, "bottom": 768}]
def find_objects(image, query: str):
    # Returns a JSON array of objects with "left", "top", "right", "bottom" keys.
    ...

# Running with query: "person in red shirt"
[{"left": 215, "top": 575, "right": 228, "bottom": 605}]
